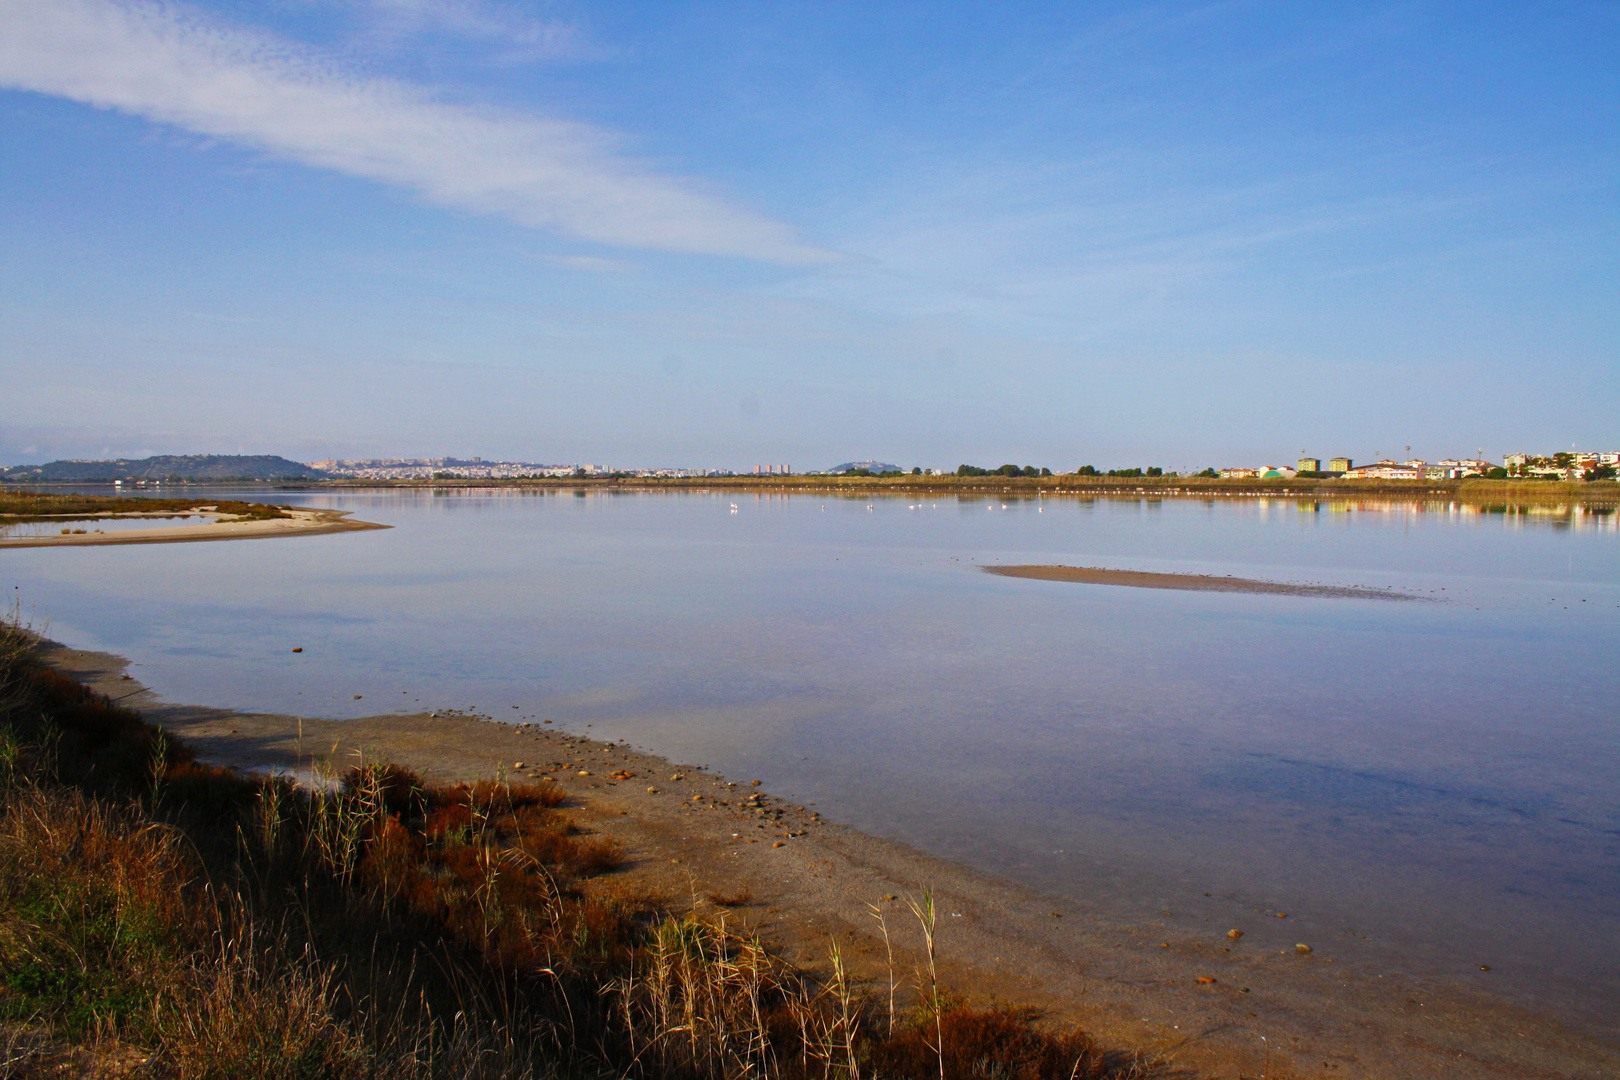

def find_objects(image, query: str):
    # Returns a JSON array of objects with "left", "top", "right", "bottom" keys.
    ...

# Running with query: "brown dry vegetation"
[
  {"left": 0, "top": 491, "right": 291, "bottom": 523},
  {"left": 0, "top": 614, "right": 1150, "bottom": 1080},
  {"left": 322, "top": 472, "right": 1620, "bottom": 506}
]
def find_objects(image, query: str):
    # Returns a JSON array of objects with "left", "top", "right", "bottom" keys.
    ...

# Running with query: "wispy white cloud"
[
  {"left": 348, "top": 0, "right": 607, "bottom": 64},
  {"left": 0, "top": 0, "right": 832, "bottom": 263}
]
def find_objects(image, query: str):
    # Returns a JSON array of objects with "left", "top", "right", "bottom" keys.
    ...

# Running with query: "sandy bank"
[
  {"left": 984, "top": 564, "right": 1431, "bottom": 600},
  {"left": 40, "top": 643, "right": 1617, "bottom": 1080},
  {"left": 0, "top": 506, "right": 388, "bottom": 548}
]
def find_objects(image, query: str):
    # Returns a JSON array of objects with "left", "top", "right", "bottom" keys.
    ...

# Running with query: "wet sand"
[
  {"left": 984, "top": 564, "right": 1430, "bottom": 600},
  {"left": 41, "top": 643, "right": 1617, "bottom": 1080},
  {"left": 0, "top": 506, "right": 387, "bottom": 548}
]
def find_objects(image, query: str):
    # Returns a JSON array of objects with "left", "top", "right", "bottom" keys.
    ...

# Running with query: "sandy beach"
[
  {"left": 0, "top": 505, "right": 388, "bottom": 547},
  {"left": 38, "top": 642, "right": 1615, "bottom": 1080},
  {"left": 983, "top": 564, "right": 1431, "bottom": 600}
]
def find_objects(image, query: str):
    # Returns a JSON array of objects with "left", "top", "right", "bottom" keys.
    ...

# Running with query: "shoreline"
[
  {"left": 7, "top": 476, "right": 1618, "bottom": 506},
  {"left": 983, "top": 564, "right": 1434, "bottom": 600},
  {"left": 0, "top": 506, "right": 388, "bottom": 548},
  {"left": 41, "top": 642, "right": 1618, "bottom": 1080}
]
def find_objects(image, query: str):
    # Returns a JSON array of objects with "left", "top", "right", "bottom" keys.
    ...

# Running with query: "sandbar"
[
  {"left": 36, "top": 642, "right": 1614, "bottom": 1080},
  {"left": 0, "top": 506, "right": 388, "bottom": 548},
  {"left": 985, "top": 564, "right": 1429, "bottom": 600}
]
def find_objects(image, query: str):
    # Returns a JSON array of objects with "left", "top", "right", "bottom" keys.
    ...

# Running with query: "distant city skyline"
[
  {"left": 2, "top": 2, "right": 1615, "bottom": 465},
  {"left": 9, "top": 446, "right": 1618, "bottom": 485}
]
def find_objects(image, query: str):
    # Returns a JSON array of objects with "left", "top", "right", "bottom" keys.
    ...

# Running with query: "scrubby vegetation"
[
  {"left": 0, "top": 491, "right": 290, "bottom": 523},
  {"left": 0, "top": 615, "right": 1145, "bottom": 1079}
]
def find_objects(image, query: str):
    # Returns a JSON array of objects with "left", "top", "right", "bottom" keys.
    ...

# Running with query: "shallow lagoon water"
[
  {"left": 0, "top": 515, "right": 210, "bottom": 538},
  {"left": 5, "top": 487, "right": 1617, "bottom": 1028}
]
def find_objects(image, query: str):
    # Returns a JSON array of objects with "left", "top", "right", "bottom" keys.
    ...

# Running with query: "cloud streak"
[
  {"left": 0, "top": 0, "right": 831, "bottom": 263},
  {"left": 353, "top": 0, "right": 603, "bottom": 62}
]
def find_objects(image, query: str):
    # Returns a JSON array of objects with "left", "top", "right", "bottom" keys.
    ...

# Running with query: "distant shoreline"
[
  {"left": 983, "top": 564, "right": 1433, "bottom": 600},
  {"left": 0, "top": 506, "right": 388, "bottom": 548},
  {"left": 12, "top": 474, "right": 1615, "bottom": 506},
  {"left": 324, "top": 475, "right": 1620, "bottom": 504}
]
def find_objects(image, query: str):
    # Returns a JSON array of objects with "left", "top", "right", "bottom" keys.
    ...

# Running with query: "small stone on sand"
[
  {"left": 1196, "top": 976, "right": 1217, "bottom": 985},
  {"left": 772, "top": 840, "right": 785, "bottom": 848},
  {"left": 1228, "top": 929, "right": 1244, "bottom": 940},
  {"left": 291, "top": 647, "right": 303, "bottom": 653},
  {"left": 1295, "top": 943, "right": 1312, "bottom": 955}
]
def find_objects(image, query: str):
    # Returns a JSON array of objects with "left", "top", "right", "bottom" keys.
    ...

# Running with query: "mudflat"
[
  {"left": 43, "top": 643, "right": 1616, "bottom": 1080},
  {"left": 0, "top": 506, "right": 387, "bottom": 547},
  {"left": 984, "top": 564, "right": 1429, "bottom": 600}
]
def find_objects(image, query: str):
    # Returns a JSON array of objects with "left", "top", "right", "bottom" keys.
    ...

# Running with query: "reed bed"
[{"left": 0, "top": 491, "right": 291, "bottom": 523}]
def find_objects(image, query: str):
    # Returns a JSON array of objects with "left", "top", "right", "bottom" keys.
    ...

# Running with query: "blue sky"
[{"left": 1, "top": 0, "right": 1615, "bottom": 471}]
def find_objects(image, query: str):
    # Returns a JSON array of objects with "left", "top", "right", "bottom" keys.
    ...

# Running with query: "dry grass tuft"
[{"left": 0, "top": 610, "right": 1148, "bottom": 1079}]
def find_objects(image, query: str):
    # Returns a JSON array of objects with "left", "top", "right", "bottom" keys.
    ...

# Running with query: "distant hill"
[
  {"left": 0, "top": 455, "right": 328, "bottom": 482},
  {"left": 827, "top": 460, "right": 903, "bottom": 474}
]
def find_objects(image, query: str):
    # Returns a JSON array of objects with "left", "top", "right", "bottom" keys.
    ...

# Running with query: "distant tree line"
[
  {"left": 1071, "top": 466, "right": 1165, "bottom": 478},
  {"left": 956, "top": 464, "right": 1053, "bottom": 477}
]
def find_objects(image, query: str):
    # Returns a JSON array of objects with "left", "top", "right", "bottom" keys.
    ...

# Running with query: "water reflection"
[
  {"left": 3, "top": 484, "right": 1617, "bottom": 1029},
  {"left": 0, "top": 515, "right": 211, "bottom": 538}
]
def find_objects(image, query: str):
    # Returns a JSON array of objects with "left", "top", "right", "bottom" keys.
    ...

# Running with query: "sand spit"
[
  {"left": 40, "top": 643, "right": 1618, "bottom": 1080},
  {"left": 985, "top": 564, "right": 1431, "bottom": 600},
  {"left": 0, "top": 506, "right": 388, "bottom": 548}
]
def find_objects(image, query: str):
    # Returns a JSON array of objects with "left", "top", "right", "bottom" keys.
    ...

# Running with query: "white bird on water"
[{"left": 729, "top": 503, "right": 738, "bottom": 514}]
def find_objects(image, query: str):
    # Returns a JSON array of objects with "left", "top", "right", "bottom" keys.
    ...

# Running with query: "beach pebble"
[
  {"left": 751, "top": 779, "right": 762, "bottom": 786},
  {"left": 353, "top": 695, "right": 363, "bottom": 699},
  {"left": 646, "top": 787, "right": 660, "bottom": 794},
  {"left": 1480, "top": 965, "right": 1491, "bottom": 972},
  {"left": 1196, "top": 976, "right": 1217, "bottom": 985},
  {"left": 577, "top": 770, "right": 591, "bottom": 777},
  {"left": 1227, "top": 929, "right": 1244, "bottom": 940},
  {"left": 772, "top": 840, "right": 785, "bottom": 848},
  {"left": 1295, "top": 943, "right": 1312, "bottom": 955},
  {"left": 291, "top": 647, "right": 303, "bottom": 653},
  {"left": 513, "top": 762, "right": 525, "bottom": 769}
]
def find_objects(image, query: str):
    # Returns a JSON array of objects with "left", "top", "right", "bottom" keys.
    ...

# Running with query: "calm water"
[
  {"left": 6, "top": 488, "right": 1617, "bottom": 1026},
  {"left": 0, "top": 515, "right": 210, "bottom": 538}
]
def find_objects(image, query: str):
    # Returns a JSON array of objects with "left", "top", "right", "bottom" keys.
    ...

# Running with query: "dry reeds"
[{"left": 0, "top": 611, "right": 1146, "bottom": 1080}]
